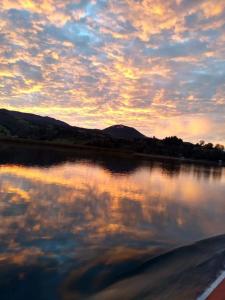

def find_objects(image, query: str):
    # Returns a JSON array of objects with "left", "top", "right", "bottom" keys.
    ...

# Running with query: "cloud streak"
[{"left": 0, "top": 0, "right": 224, "bottom": 144}]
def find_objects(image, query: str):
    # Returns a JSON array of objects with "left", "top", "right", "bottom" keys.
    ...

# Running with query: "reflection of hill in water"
[
  {"left": 0, "top": 142, "right": 224, "bottom": 300},
  {"left": 0, "top": 142, "right": 223, "bottom": 180},
  {"left": 0, "top": 143, "right": 142, "bottom": 174}
]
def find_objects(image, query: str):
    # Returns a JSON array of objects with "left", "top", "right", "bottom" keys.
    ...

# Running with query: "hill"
[
  {"left": 103, "top": 125, "right": 145, "bottom": 140},
  {"left": 0, "top": 109, "right": 224, "bottom": 163},
  {"left": 0, "top": 109, "right": 103, "bottom": 141}
]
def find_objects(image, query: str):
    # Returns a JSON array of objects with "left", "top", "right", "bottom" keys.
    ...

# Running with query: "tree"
[
  {"left": 0, "top": 125, "right": 10, "bottom": 136},
  {"left": 204, "top": 143, "right": 213, "bottom": 149},
  {"left": 163, "top": 136, "right": 183, "bottom": 146},
  {"left": 215, "top": 144, "right": 224, "bottom": 151}
]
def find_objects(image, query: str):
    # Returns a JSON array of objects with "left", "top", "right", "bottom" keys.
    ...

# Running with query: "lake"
[{"left": 0, "top": 143, "right": 224, "bottom": 299}]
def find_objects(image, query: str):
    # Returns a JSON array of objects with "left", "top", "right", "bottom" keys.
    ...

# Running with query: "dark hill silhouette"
[
  {"left": 0, "top": 109, "right": 224, "bottom": 163},
  {"left": 0, "top": 109, "right": 104, "bottom": 141},
  {"left": 103, "top": 124, "right": 145, "bottom": 140}
]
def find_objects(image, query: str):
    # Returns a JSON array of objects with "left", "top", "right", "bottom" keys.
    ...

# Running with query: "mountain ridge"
[
  {"left": 0, "top": 108, "right": 106, "bottom": 139},
  {"left": 0, "top": 108, "right": 224, "bottom": 164},
  {"left": 0, "top": 109, "right": 146, "bottom": 141},
  {"left": 103, "top": 124, "right": 146, "bottom": 140}
]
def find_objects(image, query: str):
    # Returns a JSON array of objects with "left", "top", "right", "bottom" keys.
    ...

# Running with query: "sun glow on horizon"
[{"left": 0, "top": 0, "right": 224, "bottom": 144}]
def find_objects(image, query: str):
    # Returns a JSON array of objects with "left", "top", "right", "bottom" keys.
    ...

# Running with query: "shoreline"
[{"left": 0, "top": 136, "right": 224, "bottom": 167}]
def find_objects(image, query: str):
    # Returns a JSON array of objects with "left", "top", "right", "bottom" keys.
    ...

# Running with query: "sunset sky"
[{"left": 0, "top": 0, "right": 225, "bottom": 144}]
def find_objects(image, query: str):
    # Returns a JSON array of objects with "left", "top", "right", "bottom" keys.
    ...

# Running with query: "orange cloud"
[{"left": 0, "top": 0, "right": 224, "bottom": 144}]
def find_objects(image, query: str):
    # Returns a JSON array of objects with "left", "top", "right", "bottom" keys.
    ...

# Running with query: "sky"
[{"left": 0, "top": 0, "right": 225, "bottom": 145}]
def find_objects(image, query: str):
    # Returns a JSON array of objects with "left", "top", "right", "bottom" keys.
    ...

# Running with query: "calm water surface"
[{"left": 0, "top": 144, "right": 224, "bottom": 299}]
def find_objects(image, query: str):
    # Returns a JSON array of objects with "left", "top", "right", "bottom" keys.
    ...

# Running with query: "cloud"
[
  {"left": 148, "top": 39, "right": 208, "bottom": 58},
  {"left": 0, "top": 0, "right": 224, "bottom": 144},
  {"left": 151, "top": 114, "right": 213, "bottom": 139}
]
